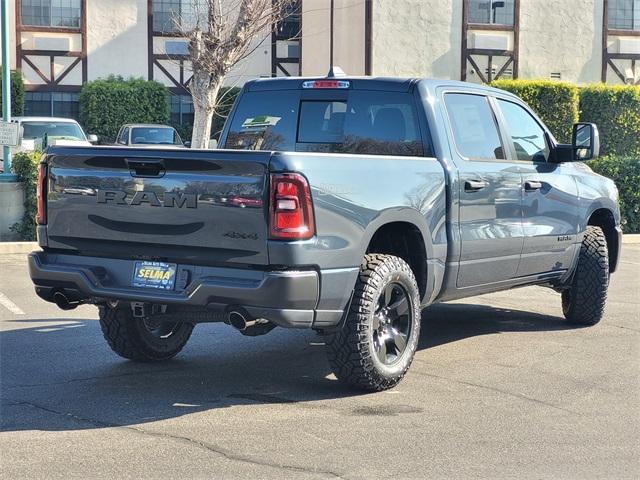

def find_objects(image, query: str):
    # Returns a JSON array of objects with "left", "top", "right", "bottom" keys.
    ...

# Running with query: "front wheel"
[
  {"left": 562, "top": 226, "right": 609, "bottom": 326},
  {"left": 325, "top": 254, "right": 421, "bottom": 391},
  {"left": 99, "top": 306, "right": 194, "bottom": 361}
]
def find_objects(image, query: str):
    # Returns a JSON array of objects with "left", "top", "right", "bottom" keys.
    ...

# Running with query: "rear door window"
[
  {"left": 444, "top": 93, "right": 505, "bottom": 160},
  {"left": 224, "top": 89, "right": 426, "bottom": 156}
]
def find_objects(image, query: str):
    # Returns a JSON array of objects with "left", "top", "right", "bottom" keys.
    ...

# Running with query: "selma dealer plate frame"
[{"left": 132, "top": 261, "right": 177, "bottom": 290}]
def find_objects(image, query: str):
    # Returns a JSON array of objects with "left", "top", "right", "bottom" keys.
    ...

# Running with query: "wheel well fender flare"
[{"left": 358, "top": 208, "right": 434, "bottom": 261}]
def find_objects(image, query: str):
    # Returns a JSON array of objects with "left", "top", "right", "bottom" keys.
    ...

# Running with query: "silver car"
[{"left": 115, "top": 124, "right": 186, "bottom": 148}]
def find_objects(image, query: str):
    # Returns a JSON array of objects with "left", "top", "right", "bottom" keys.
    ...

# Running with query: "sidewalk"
[{"left": 2, "top": 234, "right": 639, "bottom": 254}]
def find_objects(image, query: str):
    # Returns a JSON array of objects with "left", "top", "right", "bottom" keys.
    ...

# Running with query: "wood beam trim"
[
  {"left": 153, "top": 59, "right": 183, "bottom": 89},
  {"left": 467, "top": 55, "right": 488, "bottom": 83},
  {"left": 54, "top": 57, "right": 82, "bottom": 85},
  {"left": 21, "top": 56, "right": 51, "bottom": 84}
]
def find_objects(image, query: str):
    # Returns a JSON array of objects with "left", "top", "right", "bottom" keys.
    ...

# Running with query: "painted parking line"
[{"left": 0, "top": 291, "right": 25, "bottom": 315}]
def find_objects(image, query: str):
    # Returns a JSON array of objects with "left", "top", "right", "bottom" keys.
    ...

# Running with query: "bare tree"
[{"left": 175, "top": 0, "right": 298, "bottom": 149}]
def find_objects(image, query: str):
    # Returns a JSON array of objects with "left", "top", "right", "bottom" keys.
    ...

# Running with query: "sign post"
[{"left": 1, "top": 0, "right": 17, "bottom": 182}]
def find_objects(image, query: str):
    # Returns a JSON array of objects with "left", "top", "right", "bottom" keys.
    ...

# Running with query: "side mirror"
[
  {"left": 572, "top": 122, "right": 599, "bottom": 161},
  {"left": 208, "top": 138, "right": 218, "bottom": 149},
  {"left": 184, "top": 140, "right": 191, "bottom": 148},
  {"left": 87, "top": 134, "right": 98, "bottom": 144}
]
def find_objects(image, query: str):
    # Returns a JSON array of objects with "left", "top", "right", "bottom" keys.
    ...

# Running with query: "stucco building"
[
  {"left": 1, "top": 0, "right": 639, "bottom": 126},
  {"left": 303, "top": 0, "right": 640, "bottom": 85}
]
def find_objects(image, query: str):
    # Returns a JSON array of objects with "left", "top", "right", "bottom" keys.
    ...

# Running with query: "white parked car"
[{"left": 13, "top": 117, "right": 97, "bottom": 152}]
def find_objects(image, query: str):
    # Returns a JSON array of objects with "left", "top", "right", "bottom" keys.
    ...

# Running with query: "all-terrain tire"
[
  {"left": 562, "top": 226, "right": 609, "bottom": 326},
  {"left": 325, "top": 254, "right": 421, "bottom": 391},
  {"left": 99, "top": 306, "right": 194, "bottom": 361}
]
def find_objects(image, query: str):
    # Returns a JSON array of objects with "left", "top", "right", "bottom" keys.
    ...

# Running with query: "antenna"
[{"left": 327, "top": 66, "right": 347, "bottom": 78}]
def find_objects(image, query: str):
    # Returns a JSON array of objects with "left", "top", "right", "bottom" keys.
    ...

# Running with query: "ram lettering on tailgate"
[{"left": 96, "top": 190, "right": 197, "bottom": 208}]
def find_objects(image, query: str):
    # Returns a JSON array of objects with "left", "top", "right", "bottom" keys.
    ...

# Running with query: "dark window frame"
[
  {"left": 24, "top": 91, "right": 81, "bottom": 120},
  {"left": 608, "top": 0, "right": 640, "bottom": 31},
  {"left": 467, "top": 0, "right": 516, "bottom": 27},
  {"left": 20, "top": 0, "right": 82, "bottom": 29},
  {"left": 168, "top": 93, "right": 195, "bottom": 126},
  {"left": 461, "top": 0, "right": 520, "bottom": 82},
  {"left": 152, "top": 0, "right": 200, "bottom": 34}
]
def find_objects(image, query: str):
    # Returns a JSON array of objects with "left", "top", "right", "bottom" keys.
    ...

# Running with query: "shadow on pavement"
[{"left": 0, "top": 302, "right": 580, "bottom": 432}]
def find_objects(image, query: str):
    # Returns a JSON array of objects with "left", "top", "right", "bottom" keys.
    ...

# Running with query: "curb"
[
  {"left": 0, "top": 242, "right": 40, "bottom": 254},
  {"left": 623, "top": 234, "right": 640, "bottom": 244},
  {"left": 0, "top": 234, "right": 639, "bottom": 254}
]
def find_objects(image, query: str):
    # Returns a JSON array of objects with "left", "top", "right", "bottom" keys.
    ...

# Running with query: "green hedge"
[
  {"left": 589, "top": 156, "right": 640, "bottom": 233},
  {"left": 80, "top": 76, "right": 169, "bottom": 144},
  {"left": 0, "top": 70, "right": 25, "bottom": 116},
  {"left": 490, "top": 79, "right": 579, "bottom": 143},
  {"left": 10, "top": 151, "right": 41, "bottom": 241},
  {"left": 579, "top": 85, "right": 640, "bottom": 158}
]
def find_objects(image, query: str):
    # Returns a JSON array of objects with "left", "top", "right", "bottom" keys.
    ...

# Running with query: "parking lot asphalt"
[{"left": 0, "top": 246, "right": 638, "bottom": 480}]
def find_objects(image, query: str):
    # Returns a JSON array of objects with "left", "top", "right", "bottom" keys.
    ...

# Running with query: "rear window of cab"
[{"left": 223, "top": 90, "right": 426, "bottom": 157}]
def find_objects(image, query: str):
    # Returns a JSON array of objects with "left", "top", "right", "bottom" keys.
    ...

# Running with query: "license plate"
[{"left": 132, "top": 261, "right": 177, "bottom": 290}]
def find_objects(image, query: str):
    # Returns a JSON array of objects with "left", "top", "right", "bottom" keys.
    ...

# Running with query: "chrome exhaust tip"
[
  {"left": 227, "top": 308, "right": 275, "bottom": 336},
  {"left": 52, "top": 291, "right": 78, "bottom": 311},
  {"left": 228, "top": 310, "right": 246, "bottom": 330},
  {"left": 228, "top": 309, "right": 254, "bottom": 331}
]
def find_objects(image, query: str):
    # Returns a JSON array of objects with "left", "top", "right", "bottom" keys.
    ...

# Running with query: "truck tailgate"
[{"left": 44, "top": 147, "right": 271, "bottom": 266}]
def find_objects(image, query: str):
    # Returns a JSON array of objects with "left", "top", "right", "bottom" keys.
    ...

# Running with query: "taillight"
[
  {"left": 36, "top": 162, "right": 47, "bottom": 225},
  {"left": 269, "top": 173, "right": 315, "bottom": 240}
]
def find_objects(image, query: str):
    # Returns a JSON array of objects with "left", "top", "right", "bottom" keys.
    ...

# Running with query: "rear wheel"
[
  {"left": 562, "top": 226, "right": 609, "bottom": 326},
  {"left": 325, "top": 254, "right": 421, "bottom": 391},
  {"left": 99, "top": 306, "right": 194, "bottom": 361}
]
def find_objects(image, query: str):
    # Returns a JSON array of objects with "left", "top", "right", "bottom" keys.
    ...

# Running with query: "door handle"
[
  {"left": 524, "top": 180, "right": 543, "bottom": 191},
  {"left": 464, "top": 179, "right": 488, "bottom": 192},
  {"left": 126, "top": 158, "right": 166, "bottom": 178}
]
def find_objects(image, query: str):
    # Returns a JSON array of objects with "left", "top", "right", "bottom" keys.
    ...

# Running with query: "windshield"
[
  {"left": 21, "top": 122, "right": 86, "bottom": 140},
  {"left": 131, "top": 127, "right": 182, "bottom": 145}
]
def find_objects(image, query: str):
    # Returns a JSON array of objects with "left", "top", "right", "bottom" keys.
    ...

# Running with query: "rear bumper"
[{"left": 28, "top": 251, "right": 357, "bottom": 329}]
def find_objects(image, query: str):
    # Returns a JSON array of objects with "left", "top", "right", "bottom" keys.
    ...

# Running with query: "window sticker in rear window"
[{"left": 225, "top": 91, "right": 298, "bottom": 151}]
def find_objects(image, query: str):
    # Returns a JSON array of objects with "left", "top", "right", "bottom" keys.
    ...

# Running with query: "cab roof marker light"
[{"left": 302, "top": 80, "right": 350, "bottom": 89}]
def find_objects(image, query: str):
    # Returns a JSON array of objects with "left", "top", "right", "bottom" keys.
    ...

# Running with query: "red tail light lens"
[
  {"left": 269, "top": 173, "right": 315, "bottom": 240},
  {"left": 36, "top": 162, "right": 47, "bottom": 225},
  {"left": 301, "top": 80, "right": 350, "bottom": 89}
]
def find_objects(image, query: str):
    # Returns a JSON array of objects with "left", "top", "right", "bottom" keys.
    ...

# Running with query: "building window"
[
  {"left": 21, "top": 0, "right": 82, "bottom": 28},
  {"left": 169, "top": 94, "right": 194, "bottom": 125},
  {"left": 608, "top": 0, "right": 640, "bottom": 30},
  {"left": 24, "top": 91, "right": 80, "bottom": 119},
  {"left": 153, "top": 0, "right": 201, "bottom": 33},
  {"left": 468, "top": 0, "right": 515, "bottom": 26},
  {"left": 275, "top": 0, "right": 301, "bottom": 40}
]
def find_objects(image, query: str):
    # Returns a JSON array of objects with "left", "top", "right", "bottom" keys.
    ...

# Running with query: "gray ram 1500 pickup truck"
[{"left": 29, "top": 73, "right": 622, "bottom": 391}]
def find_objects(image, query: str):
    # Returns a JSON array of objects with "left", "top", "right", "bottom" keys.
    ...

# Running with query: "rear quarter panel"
[{"left": 268, "top": 151, "right": 447, "bottom": 271}]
